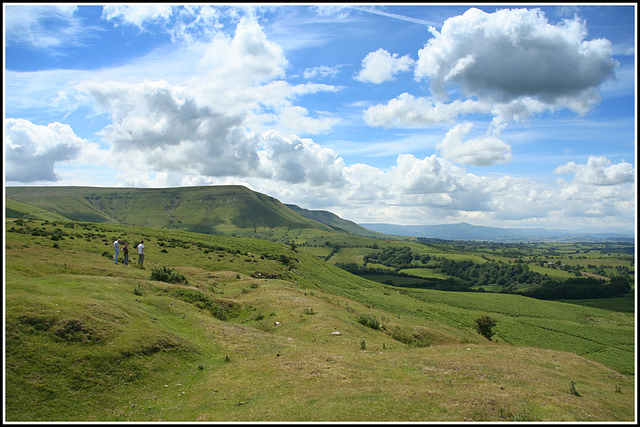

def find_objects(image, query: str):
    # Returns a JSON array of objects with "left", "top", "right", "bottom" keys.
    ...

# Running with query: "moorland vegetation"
[{"left": 4, "top": 186, "right": 636, "bottom": 421}]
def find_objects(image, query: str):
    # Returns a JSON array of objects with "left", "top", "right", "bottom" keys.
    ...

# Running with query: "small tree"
[{"left": 475, "top": 315, "right": 497, "bottom": 340}]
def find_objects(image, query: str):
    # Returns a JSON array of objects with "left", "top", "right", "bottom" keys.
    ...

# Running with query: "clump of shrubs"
[
  {"left": 171, "top": 288, "right": 230, "bottom": 321},
  {"left": 150, "top": 266, "right": 188, "bottom": 284},
  {"left": 389, "top": 326, "right": 430, "bottom": 347},
  {"left": 357, "top": 313, "right": 382, "bottom": 330}
]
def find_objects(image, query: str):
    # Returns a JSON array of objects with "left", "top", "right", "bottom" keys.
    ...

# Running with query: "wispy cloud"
[
  {"left": 4, "top": 5, "right": 99, "bottom": 53},
  {"left": 351, "top": 5, "right": 441, "bottom": 27}
]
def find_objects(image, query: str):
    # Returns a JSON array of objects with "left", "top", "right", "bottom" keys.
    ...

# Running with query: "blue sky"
[{"left": 3, "top": 3, "right": 636, "bottom": 231}]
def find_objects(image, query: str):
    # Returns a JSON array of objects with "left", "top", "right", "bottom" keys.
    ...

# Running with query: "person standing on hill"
[
  {"left": 113, "top": 239, "right": 120, "bottom": 264},
  {"left": 137, "top": 240, "right": 145, "bottom": 266},
  {"left": 122, "top": 243, "right": 129, "bottom": 266}
]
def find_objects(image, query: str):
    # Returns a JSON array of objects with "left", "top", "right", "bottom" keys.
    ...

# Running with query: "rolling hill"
[{"left": 5, "top": 186, "right": 370, "bottom": 239}]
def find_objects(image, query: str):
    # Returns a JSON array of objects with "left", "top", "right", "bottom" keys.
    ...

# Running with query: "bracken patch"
[{"left": 53, "top": 319, "right": 105, "bottom": 343}]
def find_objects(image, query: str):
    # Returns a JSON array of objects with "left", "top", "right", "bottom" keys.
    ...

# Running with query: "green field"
[
  {"left": 4, "top": 218, "right": 635, "bottom": 421},
  {"left": 529, "top": 264, "right": 578, "bottom": 278}
]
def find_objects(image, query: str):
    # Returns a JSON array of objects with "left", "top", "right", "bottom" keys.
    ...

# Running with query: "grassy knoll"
[{"left": 4, "top": 219, "right": 635, "bottom": 421}]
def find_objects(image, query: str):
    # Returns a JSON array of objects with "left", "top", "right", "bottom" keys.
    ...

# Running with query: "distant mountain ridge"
[
  {"left": 5, "top": 185, "right": 380, "bottom": 240},
  {"left": 5, "top": 186, "right": 336, "bottom": 237},
  {"left": 285, "top": 204, "right": 382, "bottom": 238},
  {"left": 361, "top": 222, "right": 635, "bottom": 242}
]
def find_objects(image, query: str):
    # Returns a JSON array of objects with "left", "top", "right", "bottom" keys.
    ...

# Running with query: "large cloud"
[
  {"left": 271, "top": 154, "right": 635, "bottom": 229},
  {"left": 476, "top": 157, "right": 634, "bottom": 225},
  {"left": 4, "top": 118, "right": 86, "bottom": 182},
  {"left": 188, "top": 16, "right": 340, "bottom": 134},
  {"left": 365, "top": 7, "right": 618, "bottom": 131},
  {"left": 80, "top": 79, "right": 264, "bottom": 178},
  {"left": 72, "top": 15, "right": 343, "bottom": 179},
  {"left": 195, "top": 16, "right": 288, "bottom": 86},
  {"left": 415, "top": 7, "right": 618, "bottom": 109},
  {"left": 388, "top": 154, "right": 463, "bottom": 195},
  {"left": 77, "top": 78, "right": 346, "bottom": 186}
]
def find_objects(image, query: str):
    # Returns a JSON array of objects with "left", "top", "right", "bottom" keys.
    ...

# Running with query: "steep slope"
[
  {"left": 285, "top": 204, "right": 384, "bottom": 238},
  {"left": 6, "top": 186, "right": 339, "bottom": 237},
  {"left": 4, "top": 219, "right": 635, "bottom": 421}
]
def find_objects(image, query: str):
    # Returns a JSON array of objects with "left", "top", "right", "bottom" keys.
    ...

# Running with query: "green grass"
[
  {"left": 4, "top": 219, "right": 635, "bottom": 421},
  {"left": 529, "top": 264, "right": 579, "bottom": 278},
  {"left": 361, "top": 274, "right": 431, "bottom": 287},
  {"left": 6, "top": 198, "right": 73, "bottom": 222},
  {"left": 561, "top": 297, "right": 636, "bottom": 313},
  {"left": 399, "top": 268, "right": 454, "bottom": 279}
]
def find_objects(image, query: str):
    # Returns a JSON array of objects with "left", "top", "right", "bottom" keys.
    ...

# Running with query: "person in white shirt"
[
  {"left": 137, "top": 240, "right": 145, "bottom": 266},
  {"left": 113, "top": 239, "right": 120, "bottom": 264}
]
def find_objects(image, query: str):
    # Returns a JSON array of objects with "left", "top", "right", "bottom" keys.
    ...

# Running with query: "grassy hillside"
[
  {"left": 5, "top": 198, "right": 74, "bottom": 222},
  {"left": 4, "top": 218, "right": 635, "bottom": 421},
  {"left": 5, "top": 186, "right": 344, "bottom": 238},
  {"left": 285, "top": 204, "right": 384, "bottom": 238}
]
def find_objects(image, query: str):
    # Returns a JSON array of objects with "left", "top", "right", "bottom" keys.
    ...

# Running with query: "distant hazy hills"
[{"left": 362, "top": 222, "right": 635, "bottom": 242}]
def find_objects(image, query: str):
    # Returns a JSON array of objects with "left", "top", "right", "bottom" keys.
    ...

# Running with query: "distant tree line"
[
  {"left": 434, "top": 257, "right": 630, "bottom": 299},
  {"left": 362, "top": 246, "right": 430, "bottom": 269},
  {"left": 337, "top": 246, "right": 632, "bottom": 300},
  {"left": 437, "top": 258, "right": 542, "bottom": 289}
]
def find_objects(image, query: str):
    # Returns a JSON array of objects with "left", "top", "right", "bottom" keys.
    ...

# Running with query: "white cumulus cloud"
[
  {"left": 79, "top": 79, "right": 264, "bottom": 178},
  {"left": 363, "top": 7, "right": 618, "bottom": 135},
  {"left": 554, "top": 156, "right": 635, "bottom": 186},
  {"left": 437, "top": 123, "right": 512, "bottom": 166},
  {"left": 5, "top": 119, "right": 87, "bottom": 182},
  {"left": 355, "top": 49, "right": 415, "bottom": 84},
  {"left": 415, "top": 7, "right": 618, "bottom": 109},
  {"left": 258, "top": 131, "right": 347, "bottom": 186},
  {"left": 364, "top": 93, "right": 490, "bottom": 127}
]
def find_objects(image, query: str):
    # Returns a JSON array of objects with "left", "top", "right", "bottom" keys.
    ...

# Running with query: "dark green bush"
[
  {"left": 150, "top": 266, "right": 188, "bottom": 284},
  {"left": 357, "top": 313, "right": 382, "bottom": 330},
  {"left": 475, "top": 315, "right": 497, "bottom": 340}
]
